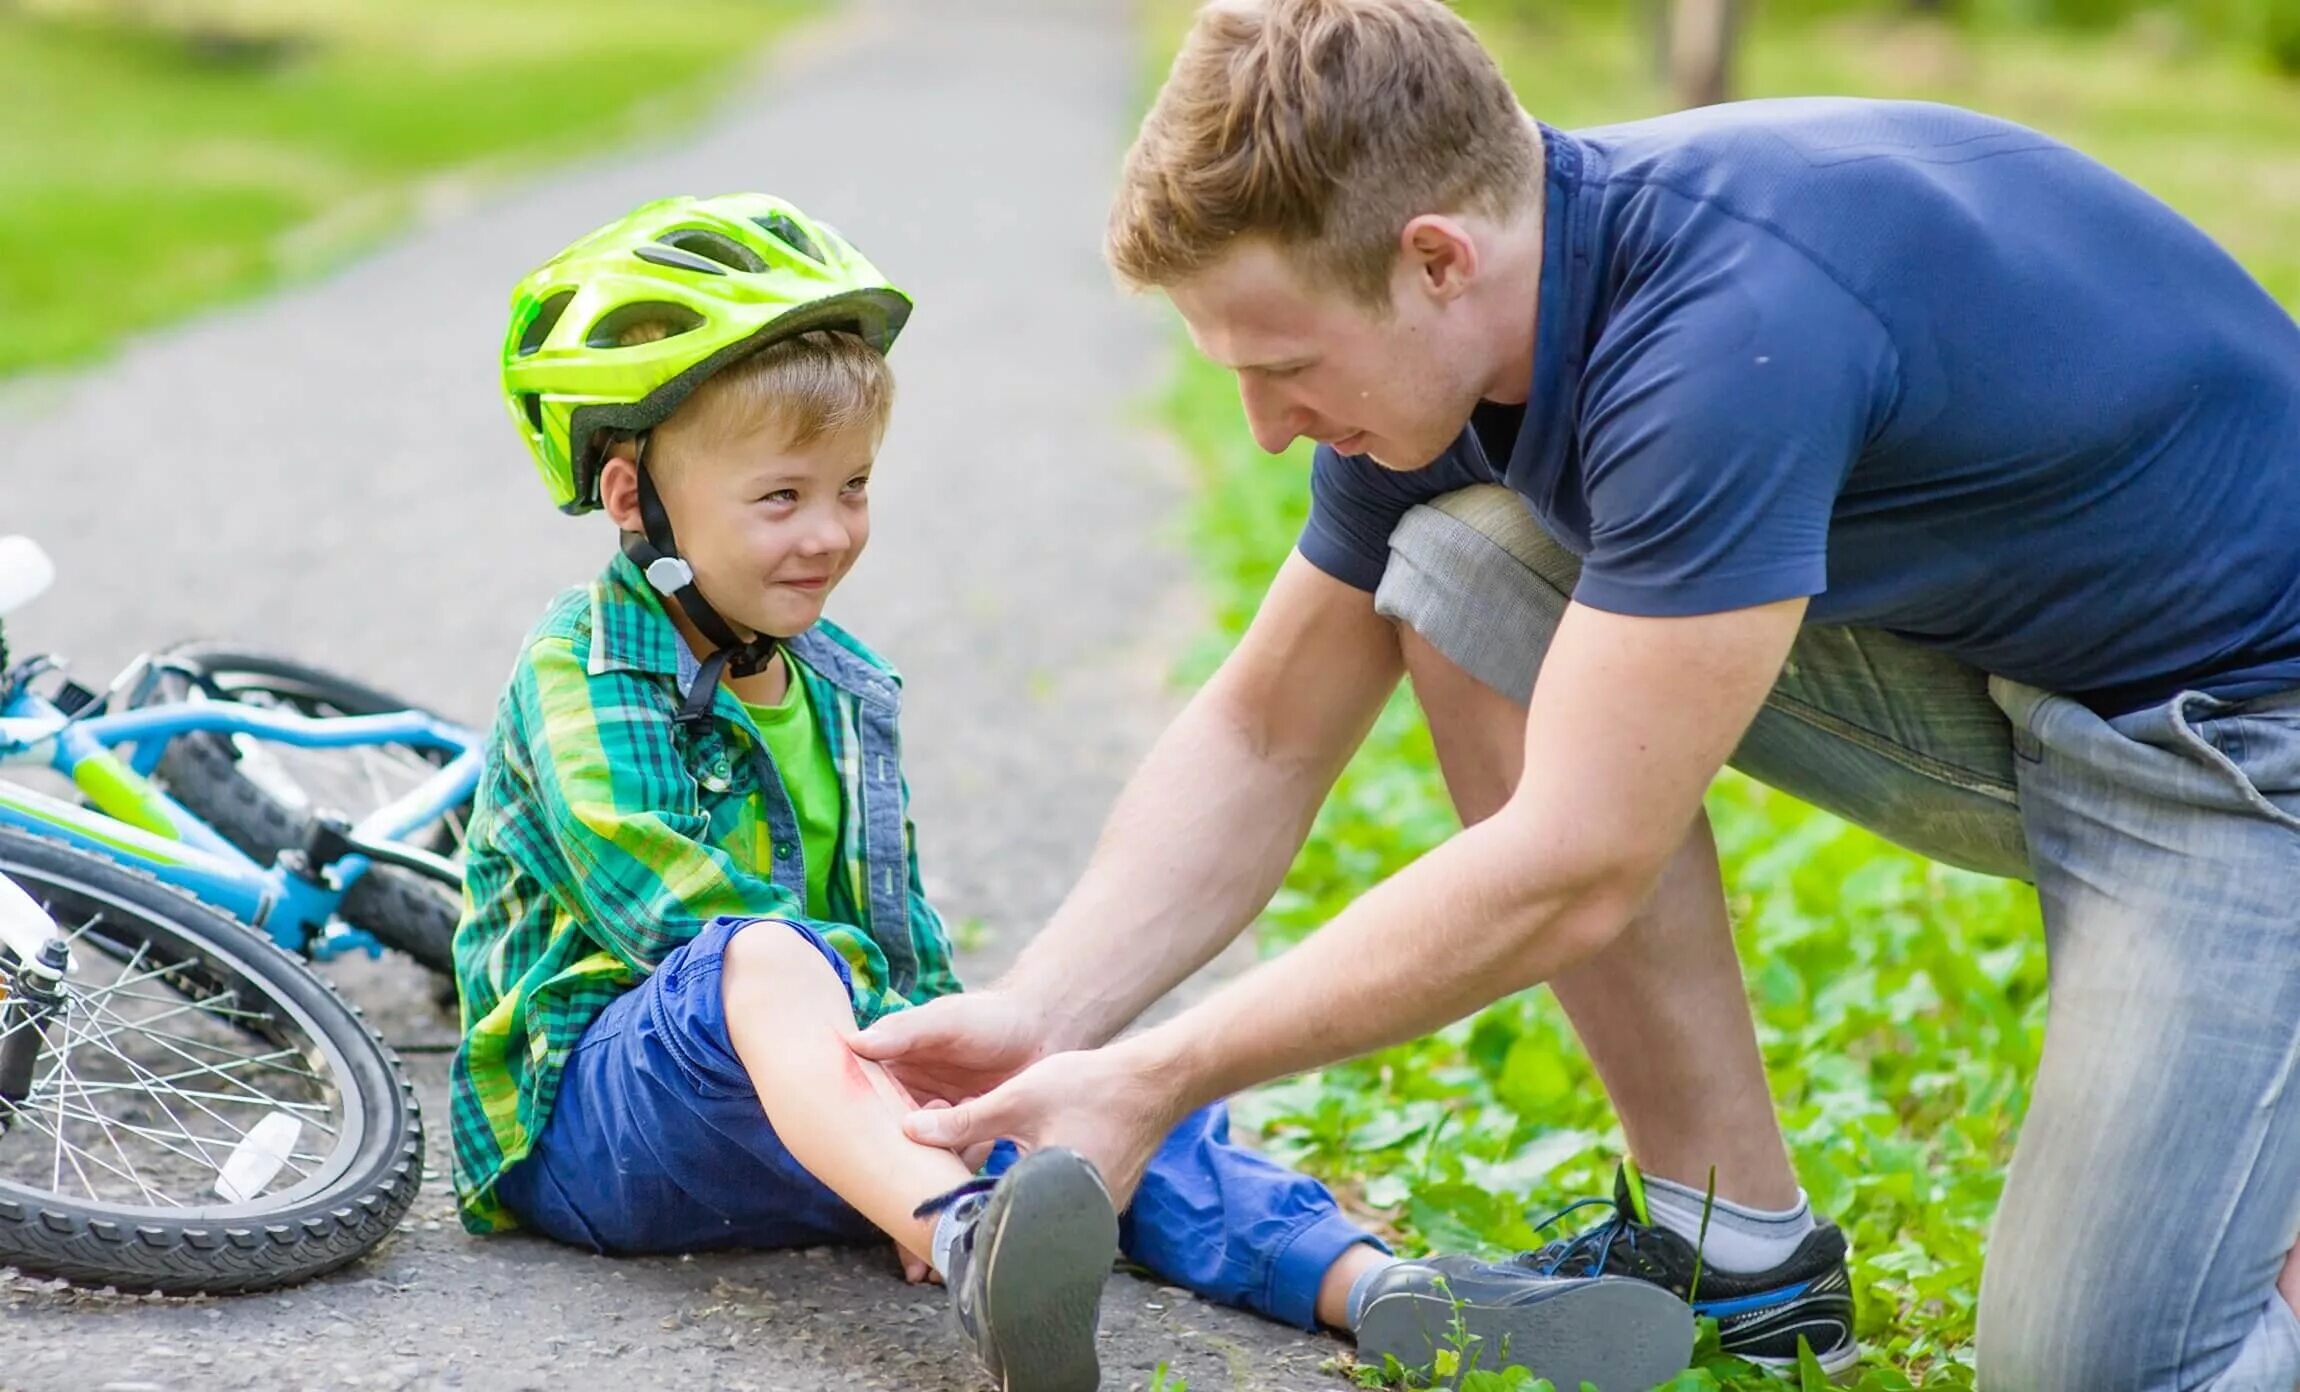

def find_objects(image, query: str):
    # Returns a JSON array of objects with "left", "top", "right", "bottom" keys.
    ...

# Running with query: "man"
[{"left": 855, "top": 0, "right": 2300, "bottom": 1384}]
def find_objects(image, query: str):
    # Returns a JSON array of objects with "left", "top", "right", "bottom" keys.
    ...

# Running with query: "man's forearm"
[
  {"left": 1117, "top": 805, "right": 1651, "bottom": 1110},
  {"left": 1000, "top": 680, "right": 1346, "bottom": 1051}
]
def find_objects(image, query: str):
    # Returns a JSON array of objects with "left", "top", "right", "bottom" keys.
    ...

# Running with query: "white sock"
[
  {"left": 1640, "top": 1174, "right": 1813, "bottom": 1274},
  {"left": 930, "top": 1203, "right": 968, "bottom": 1278}
]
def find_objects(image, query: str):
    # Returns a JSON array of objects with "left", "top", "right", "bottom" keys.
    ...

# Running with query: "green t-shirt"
[{"left": 741, "top": 661, "right": 841, "bottom": 919}]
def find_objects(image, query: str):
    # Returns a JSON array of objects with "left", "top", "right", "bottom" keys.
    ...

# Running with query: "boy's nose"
[{"left": 797, "top": 514, "right": 853, "bottom": 557}]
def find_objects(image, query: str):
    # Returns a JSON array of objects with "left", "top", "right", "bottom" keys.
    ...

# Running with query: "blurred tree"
[{"left": 1668, "top": 0, "right": 1740, "bottom": 105}]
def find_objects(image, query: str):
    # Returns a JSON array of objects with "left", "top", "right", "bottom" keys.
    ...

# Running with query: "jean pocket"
[{"left": 2166, "top": 696, "right": 2300, "bottom": 833}]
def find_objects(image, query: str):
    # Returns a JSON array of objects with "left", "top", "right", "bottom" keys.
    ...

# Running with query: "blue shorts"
[{"left": 495, "top": 916, "right": 1379, "bottom": 1329}]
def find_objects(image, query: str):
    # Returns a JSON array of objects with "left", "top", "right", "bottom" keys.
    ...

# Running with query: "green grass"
[
  {"left": 1151, "top": 3, "right": 2300, "bottom": 1386},
  {"left": 0, "top": 0, "right": 819, "bottom": 377}
]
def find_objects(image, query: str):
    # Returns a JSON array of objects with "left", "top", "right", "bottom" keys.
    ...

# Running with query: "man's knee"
[
  {"left": 1374, "top": 486, "right": 1574, "bottom": 707},
  {"left": 1979, "top": 1218, "right": 2300, "bottom": 1392}
]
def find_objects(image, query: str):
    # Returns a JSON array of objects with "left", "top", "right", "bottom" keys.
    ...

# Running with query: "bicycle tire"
[
  {"left": 134, "top": 644, "right": 465, "bottom": 976},
  {"left": 0, "top": 823, "right": 422, "bottom": 1293}
]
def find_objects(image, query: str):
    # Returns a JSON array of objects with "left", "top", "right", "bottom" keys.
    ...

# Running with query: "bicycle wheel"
[
  {"left": 134, "top": 644, "right": 466, "bottom": 976},
  {"left": 0, "top": 824, "right": 423, "bottom": 1293}
]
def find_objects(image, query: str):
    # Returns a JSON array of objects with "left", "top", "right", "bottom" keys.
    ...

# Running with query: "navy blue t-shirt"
[{"left": 1300, "top": 99, "right": 2300, "bottom": 714}]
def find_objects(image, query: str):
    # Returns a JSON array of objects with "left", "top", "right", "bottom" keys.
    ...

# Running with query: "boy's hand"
[
  {"left": 850, "top": 990, "right": 1058, "bottom": 1106},
  {"left": 896, "top": 1240, "right": 938, "bottom": 1285}
]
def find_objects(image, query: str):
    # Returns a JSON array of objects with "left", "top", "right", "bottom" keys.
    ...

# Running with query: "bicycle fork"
[{"left": 0, "top": 873, "right": 69, "bottom": 1133}]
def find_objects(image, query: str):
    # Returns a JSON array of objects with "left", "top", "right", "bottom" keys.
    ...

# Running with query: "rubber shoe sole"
[
  {"left": 1356, "top": 1274, "right": 1695, "bottom": 1392},
  {"left": 973, "top": 1149, "right": 1119, "bottom": 1392}
]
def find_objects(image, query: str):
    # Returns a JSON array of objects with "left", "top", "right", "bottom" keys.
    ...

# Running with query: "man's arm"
[
  {"left": 1145, "top": 595, "right": 1803, "bottom": 1095},
  {"left": 901, "top": 595, "right": 1803, "bottom": 1197},
  {"left": 1008, "top": 550, "right": 1404, "bottom": 1047}
]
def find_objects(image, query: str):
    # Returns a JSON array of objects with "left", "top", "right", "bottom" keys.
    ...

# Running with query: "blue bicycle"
[{"left": 0, "top": 536, "right": 480, "bottom": 1292}]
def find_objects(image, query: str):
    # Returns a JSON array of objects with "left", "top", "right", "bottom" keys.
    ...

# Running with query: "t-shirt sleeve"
[
  {"left": 1571, "top": 234, "right": 1899, "bottom": 618},
  {"left": 1297, "top": 443, "right": 1489, "bottom": 592}
]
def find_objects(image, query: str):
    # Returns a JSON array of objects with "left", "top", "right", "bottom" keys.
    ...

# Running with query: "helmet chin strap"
[{"left": 616, "top": 433, "right": 780, "bottom": 726}]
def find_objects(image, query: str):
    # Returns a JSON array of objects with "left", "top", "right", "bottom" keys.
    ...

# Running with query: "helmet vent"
[
  {"left": 634, "top": 243, "right": 730, "bottom": 276},
  {"left": 752, "top": 212, "right": 824, "bottom": 264},
  {"left": 521, "top": 392, "right": 545, "bottom": 433},
  {"left": 656, "top": 228, "right": 765, "bottom": 273},
  {"left": 586, "top": 301, "right": 706, "bottom": 349},
  {"left": 516, "top": 290, "right": 575, "bottom": 357}
]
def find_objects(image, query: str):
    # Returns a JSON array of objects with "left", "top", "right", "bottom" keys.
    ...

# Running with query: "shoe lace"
[
  {"left": 1519, "top": 1194, "right": 1645, "bottom": 1278},
  {"left": 913, "top": 1175, "right": 996, "bottom": 1221}
]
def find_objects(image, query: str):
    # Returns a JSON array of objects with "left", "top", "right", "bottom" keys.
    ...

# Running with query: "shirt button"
[{"left": 775, "top": 843, "right": 794, "bottom": 860}]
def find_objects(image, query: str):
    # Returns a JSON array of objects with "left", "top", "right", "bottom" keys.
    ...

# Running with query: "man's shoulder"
[{"left": 1581, "top": 98, "right": 2062, "bottom": 190}]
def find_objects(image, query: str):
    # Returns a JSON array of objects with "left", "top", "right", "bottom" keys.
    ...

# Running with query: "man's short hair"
[{"left": 1107, "top": 0, "right": 1540, "bottom": 308}]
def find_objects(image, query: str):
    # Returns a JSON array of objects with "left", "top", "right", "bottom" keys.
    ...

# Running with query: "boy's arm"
[{"left": 516, "top": 637, "right": 808, "bottom": 973}]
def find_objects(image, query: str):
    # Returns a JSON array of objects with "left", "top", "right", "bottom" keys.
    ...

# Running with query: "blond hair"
[
  {"left": 617, "top": 324, "right": 895, "bottom": 460},
  {"left": 1108, "top": 0, "right": 1539, "bottom": 307}
]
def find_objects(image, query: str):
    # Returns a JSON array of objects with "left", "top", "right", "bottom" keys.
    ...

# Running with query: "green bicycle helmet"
[
  {"left": 500, "top": 193, "right": 912, "bottom": 723},
  {"left": 502, "top": 191, "right": 912, "bottom": 515}
]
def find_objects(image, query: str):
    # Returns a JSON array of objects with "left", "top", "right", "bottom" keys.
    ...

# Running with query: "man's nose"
[{"left": 1238, "top": 377, "right": 1303, "bottom": 456}]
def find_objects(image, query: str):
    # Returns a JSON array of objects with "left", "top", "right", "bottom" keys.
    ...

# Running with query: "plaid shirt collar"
[{"left": 585, "top": 549, "right": 902, "bottom": 715}]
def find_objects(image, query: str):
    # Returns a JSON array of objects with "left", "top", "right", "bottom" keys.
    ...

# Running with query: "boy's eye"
[
  {"left": 841, "top": 475, "right": 870, "bottom": 495},
  {"left": 759, "top": 488, "right": 798, "bottom": 505}
]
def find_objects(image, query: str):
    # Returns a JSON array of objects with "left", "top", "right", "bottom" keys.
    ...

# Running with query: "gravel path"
[{"left": 0, "top": 3, "right": 1353, "bottom": 1387}]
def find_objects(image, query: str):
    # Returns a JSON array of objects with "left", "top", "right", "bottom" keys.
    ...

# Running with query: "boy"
[{"left": 451, "top": 193, "right": 1692, "bottom": 1392}]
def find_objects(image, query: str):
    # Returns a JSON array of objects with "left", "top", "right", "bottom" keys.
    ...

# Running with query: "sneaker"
[
  {"left": 1355, "top": 1257, "right": 1694, "bottom": 1391},
  {"left": 918, "top": 1148, "right": 1119, "bottom": 1392},
  {"left": 1515, "top": 1164, "right": 1859, "bottom": 1376}
]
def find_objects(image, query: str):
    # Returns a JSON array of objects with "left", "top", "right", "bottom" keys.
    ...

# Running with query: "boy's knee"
[{"left": 720, "top": 919, "right": 839, "bottom": 992}]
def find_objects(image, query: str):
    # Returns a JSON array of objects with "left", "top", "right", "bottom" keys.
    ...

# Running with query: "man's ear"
[
  {"left": 598, "top": 452, "right": 642, "bottom": 531},
  {"left": 1399, "top": 214, "right": 1478, "bottom": 304}
]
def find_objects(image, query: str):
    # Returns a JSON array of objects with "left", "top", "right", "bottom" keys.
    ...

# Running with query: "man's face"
[{"left": 1168, "top": 238, "right": 1490, "bottom": 471}]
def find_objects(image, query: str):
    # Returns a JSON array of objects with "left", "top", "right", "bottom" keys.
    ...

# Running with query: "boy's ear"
[{"left": 598, "top": 453, "right": 642, "bottom": 531}]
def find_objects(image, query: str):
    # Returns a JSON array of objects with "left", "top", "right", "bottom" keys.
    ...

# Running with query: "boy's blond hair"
[
  {"left": 1107, "top": 0, "right": 1539, "bottom": 308},
  {"left": 617, "top": 325, "right": 895, "bottom": 461}
]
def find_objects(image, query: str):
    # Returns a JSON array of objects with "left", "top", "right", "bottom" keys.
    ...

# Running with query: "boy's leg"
[
  {"left": 1125, "top": 1104, "right": 1695, "bottom": 1389},
  {"left": 502, "top": 915, "right": 1120, "bottom": 1392},
  {"left": 1975, "top": 682, "right": 2300, "bottom": 1392},
  {"left": 493, "top": 917, "right": 883, "bottom": 1256},
  {"left": 719, "top": 918, "right": 974, "bottom": 1262},
  {"left": 1119, "top": 1101, "right": 1382, "bottom": 1330}
]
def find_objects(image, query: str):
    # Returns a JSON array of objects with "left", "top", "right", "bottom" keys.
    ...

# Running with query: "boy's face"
[{"left": 605, "top": 418, "right": 875, "bottom": 639}]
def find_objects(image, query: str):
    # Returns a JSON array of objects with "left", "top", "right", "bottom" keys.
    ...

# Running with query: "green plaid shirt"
[{"left": 449, "top": 553, "right": 961, "bottom": 1232}]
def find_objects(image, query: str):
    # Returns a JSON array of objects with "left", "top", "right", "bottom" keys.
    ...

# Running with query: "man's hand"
[
  {"left": 850, "top": 989, "right": 1060, "bottom": 1107},
  {"left": 897, "top": 1041, "right": 1186, "bottom": 1208}
]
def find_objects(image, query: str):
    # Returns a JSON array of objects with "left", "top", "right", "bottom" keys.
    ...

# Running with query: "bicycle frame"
[{"left": 0, "top": 666, "right": 480, "bottom": 962}]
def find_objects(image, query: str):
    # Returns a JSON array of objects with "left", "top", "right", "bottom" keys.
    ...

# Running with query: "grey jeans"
[{"left": 1377, "top": 486, "right": 2300, "bottom": 1391}]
